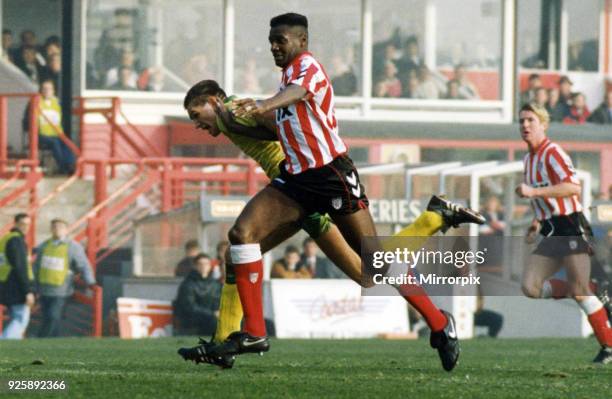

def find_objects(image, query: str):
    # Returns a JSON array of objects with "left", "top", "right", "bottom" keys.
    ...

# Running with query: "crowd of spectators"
[
  {"left": 3, "top": 23, "right": 610, "bottom": 126},
  {"left": 520, "top": 73, "right": 612, "bottom": 125},
  {"left": 0, "top": 29, "right": 77, "bottom": 174},
  {"left": 371, "top": 35, "right": 481, "bottom": 100},
  {"left": 2, "top": 29, "right": 62, "bottom": 90},
  {"left": 271, "top": 238, "right": 345, "bottom": 280}
]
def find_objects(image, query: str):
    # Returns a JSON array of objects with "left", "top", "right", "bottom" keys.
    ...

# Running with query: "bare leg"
[
  {"left": 228, "top": 186, "right": 305, "bottom": 244},
  {"left": 521, "top": 254, "right": 562, "bottom": 298},
  {"left": 227, "top": 186, "right": 304, "bottom": 338},
  {"left": 564, "top": 253, "right": 593, "bottom": 300}
]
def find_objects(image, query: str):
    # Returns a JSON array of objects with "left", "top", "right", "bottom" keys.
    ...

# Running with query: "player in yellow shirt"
[{"left": 178, "top": 80, "right": 485, "bottom": 369}]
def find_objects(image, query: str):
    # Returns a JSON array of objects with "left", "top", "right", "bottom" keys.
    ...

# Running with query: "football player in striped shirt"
[
  {"left": 516, "top": 103, "right": 611, "bottom": 364},
  {"left": 176, "top": 80, "right": 485, "bottom": 370},
  {"left": 201, "top": 13, "right": 480, "bottom": 371}
]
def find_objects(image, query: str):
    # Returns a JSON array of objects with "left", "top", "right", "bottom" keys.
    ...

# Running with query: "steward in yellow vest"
[
  {"left": 23, "top": 80, "right": 76, "bottom": 175},
  {"left": 0, "top": 214, "right": 35, "bottom": 340},
  {"left": 33, "top": 219, "right": 95, "bottom": 338}
]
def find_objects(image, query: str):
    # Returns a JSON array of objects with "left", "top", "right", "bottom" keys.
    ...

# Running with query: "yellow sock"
[
  {"left": 382, "top": 211, "right": 444, "bottom": 251},
  {"left": 214, "top": 283, "right": 243, "bottom": 343},
  {"left": 212, "top": 211, "right": 443, "bottom": 342}
]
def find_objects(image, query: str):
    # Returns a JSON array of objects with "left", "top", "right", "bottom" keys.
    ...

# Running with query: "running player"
[
  {"left": 199, "top": 13, "right": 480, "bottom": 371},
  {"left": 177, "top": 80, "right": 485, "bottom": 370},
  {"left": 517, "top": 103, "right": 611, "bottom": 365}
]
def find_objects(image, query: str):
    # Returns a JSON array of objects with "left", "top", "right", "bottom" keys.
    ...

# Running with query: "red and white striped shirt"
[
  {"left": 523, "top": 138, "right": 582, "bottom": 220},
  {"left": 276, "top": 52, "right": 347, "bottom": 174}
]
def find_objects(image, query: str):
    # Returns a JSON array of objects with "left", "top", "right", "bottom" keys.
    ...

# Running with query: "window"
[
  {"left": 371, "top": 0, "right": 503, "bottom": 100},
  {"left": 233, "top": 0, "right": 361, "bottom": 96},
  {"left": 517, "top": 0, "right": 551, "bottom": 70},
  {"left": 85, "top": 0, "right": 223, "bottom": 92},
  {"left": 566, "top": 0, "right": 599, "bottom": 72}
]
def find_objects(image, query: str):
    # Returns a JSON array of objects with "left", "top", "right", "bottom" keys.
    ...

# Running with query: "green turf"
[{"left": 0, "top": 337, "right": 610, "bottom": 398}]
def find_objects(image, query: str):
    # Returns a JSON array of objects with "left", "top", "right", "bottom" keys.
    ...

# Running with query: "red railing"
[
  {"left": 0, "top": 93, "right": 268, "bottom": 338},
  {"left": 61, "top": 158, "right": 267, "bottom": 268},
  {"left": 73, "top": 97, "right": 163, "bottom": 177}
]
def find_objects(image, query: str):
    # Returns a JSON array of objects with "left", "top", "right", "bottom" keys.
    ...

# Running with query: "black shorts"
[
  {"left": 533, "top": 212, "right": 593, "bottom": 258},
  {"left": 271, "top": 155, "right": 369, "bottom": 216}
]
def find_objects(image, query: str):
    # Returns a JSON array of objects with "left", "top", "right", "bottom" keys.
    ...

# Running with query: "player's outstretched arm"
[
  {"left": 210, "top": 97, "right": 278, "bottom": 141},
  {"left": 233, "top": 84, "right": 307, "bottom": 118}
]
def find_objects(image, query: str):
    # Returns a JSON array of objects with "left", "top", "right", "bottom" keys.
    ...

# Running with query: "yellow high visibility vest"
[
  {"left": 0, "top": 232, "right": 33, "bottom": 282},
  {"left": 38, "top": 240, "right": 69, "bottom": 286},
  {"left": 38, "top": 97, "right": 63, "bottom": 137}
]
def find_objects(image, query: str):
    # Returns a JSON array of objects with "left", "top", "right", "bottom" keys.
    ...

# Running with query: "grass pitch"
[{"left": 0, "top": 337, "right": 610, "bottom": 398}]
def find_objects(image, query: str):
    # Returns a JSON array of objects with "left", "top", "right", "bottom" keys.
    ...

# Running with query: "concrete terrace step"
[{"left": 0, "top": 175, "right": 132, "bottom": 243}]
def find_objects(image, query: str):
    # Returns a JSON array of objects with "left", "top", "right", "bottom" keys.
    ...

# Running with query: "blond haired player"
[{"left": 517, "top": 103, "right": 611, "bottom": 364}]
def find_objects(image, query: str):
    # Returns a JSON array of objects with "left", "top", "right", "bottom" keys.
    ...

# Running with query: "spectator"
[
  {"left": 0, "top": 214, "right": 35, "bottom": 340},
  {"left": 175, "top": 239, "right": 200, "bottom": 277},
  {"left": 401, "top": 71, "right": 419, "bottom": 98},
  {"left": 396, "top": 36, "right": 423, "bottom": 81},
  {"left": 40, "top": 53, "right": 61, "bottom": 94},
  {"left": 532, "top": 87, "right": 548, "bottom": 108},
  {"left": 43, "top": 37, "right": 61, "bottom": 64},
  {"left": 33, "top": 219, "right": 96, "bottom": 338},
  {"left": 563, "top": 92, "right": 590, "bottom": 125},
  {"left": 547, "top": 88, "right": 567, "bottom": 122},
  {"left": 38, "top": 80, "right": 75, "bottom": 173},
  {"left": 23, "top": 80, "right": 75, "bottom": 174},
  {"left": 299, "top": 238, "right": 344, "bottom": 279},
  {"left": 2, "top": 29, "right": 14, "bottom": 63},
  {"left": 568, "top": 43, "right": 584, "bottom": 71},
  {"left": 94, "top": 8, "right": 136, "bottom": 83},
  {"left": 16, "top": 45, "right": 44, "bottom": 84},
  {"left": 107, "top": 66, "right": 138, "bottom": 90},
  {"left": 173, "top": 253, "right": 221, "bottom": 336},
  {"left": 330, "top": 55, "right": 357, "bottom": 96},
  {"left": 587, "top": 91, "right": 612, "bottom": 125},
  {"left": 454, "top": 64, "right": 479, "bottom": 99},
  {"left": 445, "top": 79, "right": 462, "bottom": 99},
  {"left": 558, "top": 75, "right": 574, "bottom": 107},
  {"left": 372, "top": 42, "right": 399, "bottom": 86},
  {"left": 271, "top": 245, "right": 311, "bottom": 279},
  {"left": 375, "top": 61, "right": 402, "bottom": 98},
  {"left": 474, "top": 291, "right": 504, "bottom": 338},
  {"left": 479, "top": 196, "right": 506, "bottom": 236},
  {"left": 15, "top": 30, "right": 45, "bottom": 66},
  {"left": 413, "top": 65, "right": 445, "bottom": 99},
  {"left": 141, "top": 66, "right": 177, "bottom": 92},
  {"left": 105, "top": 50, "right": 139, "bottom": 88},
  {"left": 520, "top": 73, "right": 541, "bottom": 105},
  {"left": 478, "top": 196, "right": 506, "bottom": 267}
]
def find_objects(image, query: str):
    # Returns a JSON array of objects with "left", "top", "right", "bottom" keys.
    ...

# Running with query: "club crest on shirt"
[{"left": 331, "top": 197, "right": 342, "bottom": 210}]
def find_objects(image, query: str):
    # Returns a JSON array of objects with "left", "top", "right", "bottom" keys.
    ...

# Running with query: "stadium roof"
[
  {"left": 169, "top": 116, "right": 610, "bottom": 143},
  {"left": 337, "top": 120, "right": 612, "bottom": 143}
]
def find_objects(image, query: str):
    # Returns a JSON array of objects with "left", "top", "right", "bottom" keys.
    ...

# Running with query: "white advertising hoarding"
[{"left": 271, "top": 279, "right": 410, "bottom": 338}]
